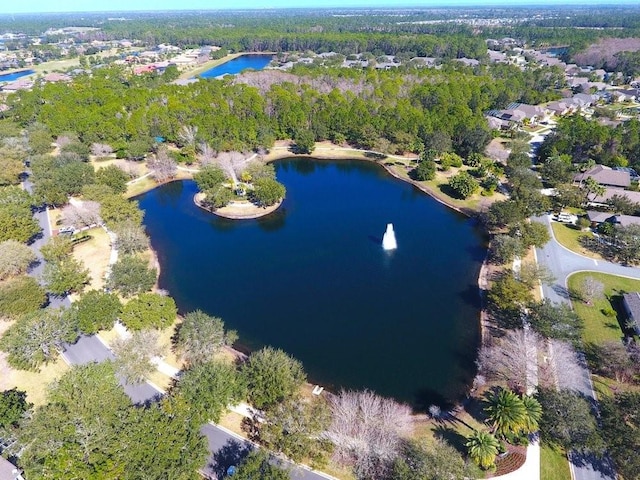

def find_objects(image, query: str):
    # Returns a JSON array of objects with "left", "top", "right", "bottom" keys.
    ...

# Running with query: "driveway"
[{"left": 533, "top": 214, "right": 622, "bottom": 480}]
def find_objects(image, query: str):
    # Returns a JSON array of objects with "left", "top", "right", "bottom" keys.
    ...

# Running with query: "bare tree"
[
  {"left": 215, "top": 151, "right": 246, "bottom": 187},
  {"left": 539, "top": 339, "right": 584, "bottom": 390},
  {"left": 477, "top": 328, "right": 539, "bottom": 393},
  {"left": 61, "top": 201, "right": 102, "bottom": 229},
  {"left": 577, "top": 276, "right": 605, "bottom": 305},
  {"left": 326, "top": 389, "right": 413, "bottom": 479},
  {"left": 177, "top": 125, "right": 198, "bottom": 148},
  {"left": 120, "top": 160, "right": 144, "bottom": 179},
  {"left": 593, "top": 341, "right": 639, "bottom": 384},
  {"left": 197, "top": 143, "right": 217, "bottom": 166},
  {"left": 147, "top": 147, "right": 177, "bottom": 183},
  {"left": 112, "top": 330, "right": 165, "bottom": 384},
  {"left": 90, "top": 143, "right": 114, "bottom": 156},
  {"left": 519, "top": 262, "right": 556, "bottom": 288},
  {"left": 55, "top": 134, "right": 77, "bottom": 149}
]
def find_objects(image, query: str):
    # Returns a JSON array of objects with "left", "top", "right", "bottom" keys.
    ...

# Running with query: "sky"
[{"left": 0, "top": 0, "right": 636, "bottom": 15}]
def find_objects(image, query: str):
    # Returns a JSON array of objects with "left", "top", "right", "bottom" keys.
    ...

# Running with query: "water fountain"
[{"left": 382, "top": 223, "right": 397, "bottom": 250}]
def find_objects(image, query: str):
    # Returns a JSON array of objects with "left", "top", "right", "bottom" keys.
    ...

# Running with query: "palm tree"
[
  {"left": 485, "top": 388, "right": 528, "bottom": 437},
  {"left": 521, "top": 395, "right": 542, "bottom": 434},
  {"left": 466, "top": 429, "right": 500, "bottom": 470}
]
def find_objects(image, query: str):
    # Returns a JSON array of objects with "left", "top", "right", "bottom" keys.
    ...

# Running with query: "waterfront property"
[{"left": 138, "top": 158, "right": 485, "bottom": 407}]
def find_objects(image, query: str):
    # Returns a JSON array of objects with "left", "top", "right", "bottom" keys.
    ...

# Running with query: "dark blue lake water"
[
  {"left": 138, "top": 158, "right": 485, "bottom": 408},
  {"left": 0, "top": 69, "right": 34, "bottom": 82},
  {"left": 198, "top": 54, "right": 273, "bottom": 79}
]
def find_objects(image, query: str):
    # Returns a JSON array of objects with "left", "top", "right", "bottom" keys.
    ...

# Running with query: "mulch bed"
[{"left": 491, "top": 444, "right": 527, "bottom": 477}]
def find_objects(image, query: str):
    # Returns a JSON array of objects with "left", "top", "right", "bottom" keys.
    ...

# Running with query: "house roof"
[
  {"left": 586, "top": 211, "right": 615, "bottom": 223},
  {"left": 588, "top": 187, "right": 640, "bottom": 205},
  {"left": 623, "top": 292, "right": 640, "bottom": 335},
  {"left": 575, "top": 165, "right": 631, "bottom": 188},
  {"left": 0, "top": 456, "right": 23, "bottom": 480},
  {"left": 615, "top": 215, "right": 640, "bottom": 227}
]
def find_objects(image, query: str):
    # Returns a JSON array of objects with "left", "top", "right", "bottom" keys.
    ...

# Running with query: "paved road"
[{"left": 534, "top": 214, "right": 623, "bottom": 480}]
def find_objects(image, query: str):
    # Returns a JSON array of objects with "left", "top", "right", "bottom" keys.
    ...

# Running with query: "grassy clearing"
[
  {"left": 540, "top": 444, "right": 571, "bottom": 480},
  {"left": 550, "top": 222, "right": 600, "bottom": 259},
  {"left": 218, "top": 411, "right": 246, "bottom": 437},
  {"left": 71, "top": 227, "right": 111, "bottom": 292},
  {"left": 9, "top": 356, "right": 69, "bottom": 406},
  {"left": 567, "top": 271, "right": 640, "bottom": 345}
]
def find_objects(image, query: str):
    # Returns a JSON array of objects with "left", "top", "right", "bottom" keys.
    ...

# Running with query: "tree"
[
  {"left": 43, "top": 257, "right": 91, "bottom": 296},
  {"left": 423, "top": 131, "right": 451, "bottom": 155},
  {"left": 513, "top": 221, "right": 551, "bottom": 249},
  {"left": 100, "top": 194, "right": 144, "bottom": 228},
  {"left": 175, "top": 310, "right": 237, "bottom": 365},
  {"left": 541, "top": 155, "right": 574, "bottom": 187},
  {"left": 176, "top": 360, "right": 245, "bottom": 423},
  {"left": 0, "top": 308, "right": 78, "bottom": 371},
  {"left": 447, "top": 171, "right": 479, "bottom": 199},
  {"left": 538, "top": 388, "right": 605, "bottom": 454},
  {"left": 293, "top": 129, "right": 315, "bottom": 154},
  {"left": 0, "top": 239, "right": 36, "bottom": 280},
  {"left": 412, "top": 159, "right": 436, "bottom": 181},
  {"left": 252, "top": 177, "right": 286, "bottom": 206},
  {"left": 112, "top": 220, "right": 149, "bottom": 254},
  {"left": 119, "top": 292, "right": 177, "bottom": 330},
  {"left": 194, "top": 164, "right": 226, "bottom": 191},
  {"left": 592, "top": 341, "right": 639, "bottom": 383},
  {"left": 453, "top": 124, "right": 491, "bottom": 158},
  {"left": 521, "top": 395, "right": 543, "bottom": 434},
  {"left": 15, "top": 363, "right": 131, "bottom": 479},
  {"left": 478, "top": 329, "right": 539, "bottom": 393},
  {"left": 0, "top": 146, "right": 26, "bottom": 186},
  {"left": 391, "top": 439, "right": 479, "bottom": 480},
  {"left": 600, "top": 392, "right": 640, "bottom": 480},
  {"left": 518, "top": 262, "right": 555, "bottom": 289},
  {"left": 326, "top": 389, "right": 413, "bottom": 479},
  {"left": 40, "top": 235, "right": 73, "bottom": 262},
  {"left": 0, "top": 203, "right": 41, "bottom": 242},
  {"left": 485, "top": 200, "right": 528, "bottom": 229},
  {"left": 107, "top": 254, "right": 156, "bottom": 297},
  {"left": 112, "top": 329, "right": 165, "bottom": 384},
  {"left": 485, "top": 388, "right": 529, "bottom": 438},
  {"left": 72, "top": 290, "right": 122, "bottom": 334},
  {"left": 528, "top": 300, "right": 583, "bottom": 343},
  {"left": 231, "top": 450, "right": 291, "bottom": 480},
  {"left": 465, "top": 430, "right": 500, "bottom": 470},
  {"left": 490, "top": 235, "right": 524, "bottom": 265},
  {"left": 148, "top": 146, "right": 177, "bottom": 183},
  {"left": 583, "top": 176, "right": 605, "bottom": 202},
  {"left": 576, "top": 276, "right": 604, "bottom": 305},
  {"left": 487, "top": 272, "right": 533, "bottom": 315},
  {"left": 0, "top": 276, "right": 47, "bottom": 317},
  {"left": 95, "top": 165, "right": 129, "bottom": 194},
  {"left": 0, "top": 388, "right": 31, "bottom": 430},
  {"left": 241, "top": 346, "right": 306, "bottom": 409},
  {"left": 61, "top": 200, "right": 102, "bottom": 229},
  {"left": 207, "top": 185, "right": 234, "bottom": 208},
  {"left": 255, "top": 397, "right": 332, "bottom": 463},
  {"left": 245, "top": 162, "right": 276, "bottom": 182}
]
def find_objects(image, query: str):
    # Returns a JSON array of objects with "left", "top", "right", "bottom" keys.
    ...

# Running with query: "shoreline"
[
  {"left": 132, "top": 142, "right": 494, "bottom": 406},
  {"left": 193, "top": 191, "right": 283, "bottom": 219}
]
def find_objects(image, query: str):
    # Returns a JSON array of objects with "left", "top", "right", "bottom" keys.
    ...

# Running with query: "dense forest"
[{"left": 4, "top": 61, "right": 562, "bottom": 158}]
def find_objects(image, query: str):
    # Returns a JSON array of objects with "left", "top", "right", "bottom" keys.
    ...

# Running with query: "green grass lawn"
[
  {"left": 551, "top": 222, "right": 600, "bottom": 259},
  {"left": 567, "top": 272, "right": 640, "bottom": 345},
  {"left": 540, "top": 444, "right": 571, "bottom": 480}
]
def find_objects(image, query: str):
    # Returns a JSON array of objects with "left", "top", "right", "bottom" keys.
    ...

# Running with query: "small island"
[{"left": 192, "top": 152, "right": 286, "bottom": 219}]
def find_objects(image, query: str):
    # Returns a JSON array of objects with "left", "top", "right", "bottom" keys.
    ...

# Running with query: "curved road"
[{"left": 533, "top": 214, "right": 636, "bottom": 480}]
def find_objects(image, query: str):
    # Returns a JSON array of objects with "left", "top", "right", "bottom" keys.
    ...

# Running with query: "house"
[
  {"left": 622, "top": 292, "right": 640, "bottom": 335},
  {"left": 546, "top": 100, "right": 575, "bottom": 116},
  {"left": 489, "top": 102, "right": 548, "bottom": 126},
  {"left": 0, "top": 456, "right": 24, "bottom": 480},
  {"left": 42, "top": 72, "right": 71, "bottom": 83},
  {"left": 575, "top": 165, "right": 631, "bottom": 189},
  {"left": 587, "top": 187, "right": 640, "bottom": 207}
]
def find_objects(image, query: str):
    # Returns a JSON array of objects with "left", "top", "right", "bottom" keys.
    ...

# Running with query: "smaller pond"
[
  {"left": 198, "top": 54, "right": 273, "bottom": 79},
  {"left": 0, "top": 69, "right": 34, "bottom": 82}
]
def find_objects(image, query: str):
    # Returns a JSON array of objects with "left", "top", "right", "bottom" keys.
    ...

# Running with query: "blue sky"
[{"left": 0, "top": 0, "right": 635, "bottom": 14}]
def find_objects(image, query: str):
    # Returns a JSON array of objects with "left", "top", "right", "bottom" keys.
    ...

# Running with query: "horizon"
[{"left": 1, "top": 0, "right": 639, "bottom": 15}]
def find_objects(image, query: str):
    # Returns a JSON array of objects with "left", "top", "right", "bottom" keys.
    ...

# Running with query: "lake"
[
  {"left": 198, "top": 54, "right": 273, "bottom": 79},
  {"left": 0, "top": 69, "right": 34, "bottom": 82},
  {"left": 138, "top": 158, "right": 485, "bottom": 408}
]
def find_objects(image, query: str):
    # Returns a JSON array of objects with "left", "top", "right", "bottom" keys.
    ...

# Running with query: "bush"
[
  {"left": 601, "top": 306, "right": 616, "bottom": 317},
  {"left": 413, "top": 159, "right": 436, "bottom": 181},
  {"left": 119, "top": 293, "right": 177, "bottom": 330}
]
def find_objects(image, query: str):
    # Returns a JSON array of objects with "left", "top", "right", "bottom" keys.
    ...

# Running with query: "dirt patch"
[
  {"left": 574, "top": 37, "right": 640, "bottom": 68},
  {"left": 71, "top": 227, "right": 112, "bottom": 292}
]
